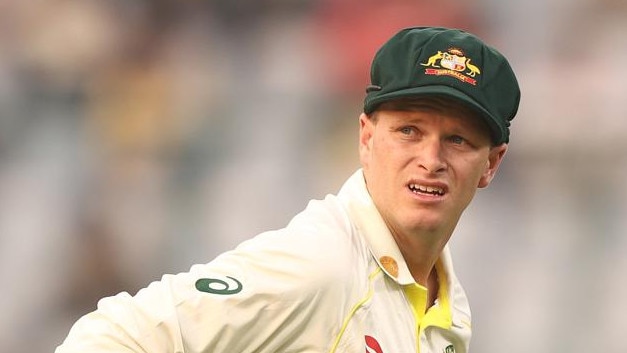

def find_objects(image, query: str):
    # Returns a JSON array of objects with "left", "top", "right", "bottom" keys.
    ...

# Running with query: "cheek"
[
  {"left": 454, "top": 155, "right": 489, "bottom": 186},
  {"left": 372, "top": 137, "right": 410, "bottom": 163},
  {"left": 359, "top": 145, "right": 370, "bottom": 169},
  {"left": 364, "top": 137, "right": 386, "bottom": 167},
  {"left": 359, "top": 136, "right": 375, "bottom": 169},
  {"left": 466, "top": 161, "right": 486, "bottom": 188}
]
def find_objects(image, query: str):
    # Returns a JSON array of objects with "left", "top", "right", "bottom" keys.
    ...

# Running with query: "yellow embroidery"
[{"left": 420, "top": 48, "right": 481, "bottom": 85}]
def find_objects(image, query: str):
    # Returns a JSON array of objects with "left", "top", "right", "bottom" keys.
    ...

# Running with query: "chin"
[{"left": 403, "top": 214, "right": 445, "bottom": 233}]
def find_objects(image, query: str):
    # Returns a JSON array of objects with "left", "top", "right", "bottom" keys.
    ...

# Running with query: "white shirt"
[{"left": 56, "top": 169, "right": 472, "bottom": 353}]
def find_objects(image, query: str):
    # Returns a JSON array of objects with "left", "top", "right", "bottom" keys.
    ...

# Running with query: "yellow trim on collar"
[
  {"left": 403, "top": 259, "right": 453, "bottom": 353},
  {"left": 421, "top": 260, "right": 452, "bottom": 330},
  {"left": 403, "top": 282, "right": 428, "bottom": 324}
]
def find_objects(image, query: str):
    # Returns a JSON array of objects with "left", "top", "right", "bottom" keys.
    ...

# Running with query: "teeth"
[{"left": 409, "top": 184, "right": 444, "bottom": 195}]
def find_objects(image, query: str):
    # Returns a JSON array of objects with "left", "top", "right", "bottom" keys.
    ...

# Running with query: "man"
[{"left": 56, "top": 27, "right": 520, "bottom": 353}]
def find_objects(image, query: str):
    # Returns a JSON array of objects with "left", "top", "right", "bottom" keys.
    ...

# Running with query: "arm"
[
  {"left": 56, "top": 233, "right": 353, "bottom": 352},
  {"left": 56, "top": 198, "right": 359, "bottom": 353},
  {"left": 55, "top": 276, "right": 185, "bottom": 353}
]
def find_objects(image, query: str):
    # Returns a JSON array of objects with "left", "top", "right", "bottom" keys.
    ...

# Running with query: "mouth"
[{"left": 408, "top": 183, "right": 446, "bottom": 197}]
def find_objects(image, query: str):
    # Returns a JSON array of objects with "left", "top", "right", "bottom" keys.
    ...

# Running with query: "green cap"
[{"left": 364, "top": 27, "right": 520, "bottom": 144}]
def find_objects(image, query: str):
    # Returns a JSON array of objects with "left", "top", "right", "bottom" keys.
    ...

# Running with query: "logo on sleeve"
[
  {"left": 420, "top": 48, "right": 480, "bottom": 85},
  {"left": 195, "top": 276, "right": 242, "bottom": 295},
  {"left": 443, "top": 344, "right": 456, "bottom": 353}
]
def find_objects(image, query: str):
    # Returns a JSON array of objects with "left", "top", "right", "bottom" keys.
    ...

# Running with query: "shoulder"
[
  {"left": 236, "top": 194, "right": 369, "bottom": 284},
  {"left": 180, "top": 194, "right": 372, "bottom": 322},
  {"left": 205, "top": 194, "right": 371, "bottom": 304}
]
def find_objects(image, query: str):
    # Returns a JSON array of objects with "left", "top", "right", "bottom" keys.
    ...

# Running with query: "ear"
[
  {"left": 358, "top": 113, "right": 375, "bottom": 168},
  {"left": 478, "top": 143, "right": 508, "bottom": 188}
]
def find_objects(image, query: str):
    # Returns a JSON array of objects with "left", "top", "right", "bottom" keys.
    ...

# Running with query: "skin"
[{"left": 359, "top": 100, "right": 507, "bottom": 292}]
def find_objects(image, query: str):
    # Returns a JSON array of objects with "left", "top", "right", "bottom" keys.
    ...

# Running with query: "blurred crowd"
[{"left": 1, "top": 1, "right": 626, "bottom": 353}]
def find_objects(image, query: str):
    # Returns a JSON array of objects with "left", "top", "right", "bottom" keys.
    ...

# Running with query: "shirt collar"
[
  {"left": 337, "top": 169, "right": 464, "bottom": 328},
  {"left": 337, "top": 169, "right": 456, "bottom": 284},
  {"left": 337, "top": 169, "right": 416, "bottom": 285}
]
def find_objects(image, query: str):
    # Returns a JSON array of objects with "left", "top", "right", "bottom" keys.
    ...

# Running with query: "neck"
[{"left": 390, "top": 227, "right": 452, "bottom": 286}]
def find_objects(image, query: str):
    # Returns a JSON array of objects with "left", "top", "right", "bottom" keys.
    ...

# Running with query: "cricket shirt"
[{"left": 56, "top": 169, "right": 472, "bottom": 353}]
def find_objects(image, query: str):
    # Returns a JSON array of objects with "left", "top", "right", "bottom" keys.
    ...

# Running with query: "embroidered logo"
[
  {"left": 420, "top": 48, "right": 480, "bottom": 85},
  {"left": 195, "top": 276, "right": 242, "bottom": 295},
  {"left": 443, "top": 344, "right": 455, "bottom": 353},
  {"left": 365, "top": 335, "right": 384, "bottom": 353},
  {"left": 379, "top": 256, "right": 399, "bottom": 278}
]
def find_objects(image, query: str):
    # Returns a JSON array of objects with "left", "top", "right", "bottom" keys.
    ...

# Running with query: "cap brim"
[{"left": 364, "top": 85, "right": 505, "bottom": 144}]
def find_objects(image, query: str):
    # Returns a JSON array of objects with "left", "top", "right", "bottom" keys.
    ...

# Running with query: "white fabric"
[{"left": 56, "top": 169, "right": 471, "bottom": 353}]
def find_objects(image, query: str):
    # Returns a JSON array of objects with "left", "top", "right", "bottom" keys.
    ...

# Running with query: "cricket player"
[{"left": 56, "top": 27, "right": 520, "bottom": 353}]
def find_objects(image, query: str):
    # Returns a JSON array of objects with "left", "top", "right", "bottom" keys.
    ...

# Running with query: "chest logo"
[
  {"left": 365, "top": 335, "right": 384, "bottom": 353},
  {"left": 420, "top": 48, "right": 480, "bottom": 85},
  {"left": 195, "top": 276, "right": 242, "bottom": 295}
]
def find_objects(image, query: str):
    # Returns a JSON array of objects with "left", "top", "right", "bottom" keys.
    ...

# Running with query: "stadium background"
[{"left": 1, "top": 1, "right": 627, "bottom": 352}]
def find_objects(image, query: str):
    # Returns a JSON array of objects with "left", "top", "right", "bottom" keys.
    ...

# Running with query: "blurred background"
[{"left": 1, "top": 0, "right": 626, "bottom": 352}]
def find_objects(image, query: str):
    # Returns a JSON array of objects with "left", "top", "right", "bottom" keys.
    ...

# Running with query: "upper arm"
[{"left": 56, "top": 198, "right": 366, "bottom": 353}]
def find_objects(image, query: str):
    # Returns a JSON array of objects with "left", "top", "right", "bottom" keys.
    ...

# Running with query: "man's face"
[{"left": 359, "top": 101, "right": 507, "bottom": 238}]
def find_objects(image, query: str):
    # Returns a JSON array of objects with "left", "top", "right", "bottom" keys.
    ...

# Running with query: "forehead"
[{"left": 374, "top": 96, "right": 490, "bottom": 133}]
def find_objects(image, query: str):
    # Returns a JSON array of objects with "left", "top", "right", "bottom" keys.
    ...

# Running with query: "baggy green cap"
[{"left": 364, "top": 27, "right": 521, "bottom": 144}]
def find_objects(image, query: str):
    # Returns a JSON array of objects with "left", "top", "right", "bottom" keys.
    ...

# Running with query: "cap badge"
[{"left": 420, "top": 48, "right": 480, "bottom": 85}]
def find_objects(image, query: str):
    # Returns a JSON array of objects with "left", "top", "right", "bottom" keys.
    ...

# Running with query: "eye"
[
  {"left": 397, "top": 126, "right": 414, "bottom": 135},
  {"left": 399, "top": 126, "right": 414, "bottom": 135},
  {"left": 394, "top": 125, "right": 423, "bottom": 141},
  {"left": 449, "top": 135, "right": 466, "bottom": 145}
]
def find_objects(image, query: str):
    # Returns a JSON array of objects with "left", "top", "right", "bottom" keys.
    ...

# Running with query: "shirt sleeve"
[{"left": 56, "top": 198, "right": 361, "bottom": 353}]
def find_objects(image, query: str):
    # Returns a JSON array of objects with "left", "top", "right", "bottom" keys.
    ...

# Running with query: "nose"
[{"left": 418, "top": 138, "right": 447, "bottom": 173}]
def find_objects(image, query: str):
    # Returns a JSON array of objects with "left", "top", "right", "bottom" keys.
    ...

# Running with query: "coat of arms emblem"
[{"left": 420, "top": 48, "right": 481, "bottom": 85}]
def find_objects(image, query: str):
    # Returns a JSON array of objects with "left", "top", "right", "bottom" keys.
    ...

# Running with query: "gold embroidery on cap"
[
  {"left": 420, "top": 47, "right": 480, "bottom": 85},
  {"left": 379, "top": 256, "right": 399, "bottom": 278}
]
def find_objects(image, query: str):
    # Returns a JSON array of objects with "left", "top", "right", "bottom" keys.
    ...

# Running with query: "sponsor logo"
[
  {"left": 365, "top": 334, "right": 455, "bottom": 353},
  {"left": 365, "top": 335, "right": 383, "bottom": 353},
  {"left": 420, "top": 48, "right": 481, "bottom": 85},
  {"left": 195, "top": 276, "right": 242, "bottom": 295}
]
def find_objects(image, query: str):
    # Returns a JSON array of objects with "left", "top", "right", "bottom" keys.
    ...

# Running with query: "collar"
[
  {"left": 337, "top": 169, "right": 455, "bottom": 288},
  {"left": 337, "top": 169, "right": 464, "bottom": 329},
  {"left": 337, "top": 169, "right": 416, "bottom": 285}
]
